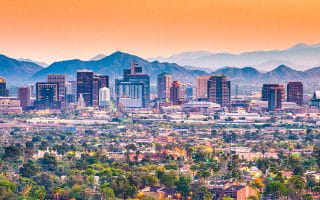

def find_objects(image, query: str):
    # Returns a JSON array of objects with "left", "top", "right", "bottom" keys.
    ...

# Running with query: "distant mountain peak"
[
  {"left": 272, "top": 64, "right": 296, "bottom": 72},
  {"left": 90, "top": 54, "right": 106, "bottom": 61},
  {"left": 288, "top": 43, "right": 309, "bottom": 50}
]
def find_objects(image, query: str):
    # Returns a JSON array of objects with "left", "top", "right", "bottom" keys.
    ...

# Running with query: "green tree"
[
  {"left": 19, "top": 160, "right": 39, "bottom": 178},
  {"left": 265, "top": 181, "right": 288, "bottom": 199},
  {"left": 38, "top": 153, "right": 57, "bottom": 171},
  {"left": 287, "top": 175, "right": 306, "bottom": 200},
  {"left": 0, "top": 179, "right": 17, "bottom": 200},
  {"left": 157, "top": 171, "right": 177, "bottom": 188},
  {"left": 175, "top": 176, "right": 191, "bottom": 198},
  {"left": 191, "top": 182, "right": 212, "bottom": 200},
  {"left": 100, "top": 184, "right": 116, "bottom": 200},
  {"left": 3, "top": 145, "right": 23, "bottom": 161}
]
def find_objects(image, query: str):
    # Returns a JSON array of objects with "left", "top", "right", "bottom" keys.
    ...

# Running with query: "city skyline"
[{"left": 1, "top": 0, "right": 320, "bottom": 63}]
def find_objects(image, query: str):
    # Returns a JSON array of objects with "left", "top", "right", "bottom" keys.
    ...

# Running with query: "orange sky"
[{"left": 1, "top": 0, "right": 320, "bottom": 63}]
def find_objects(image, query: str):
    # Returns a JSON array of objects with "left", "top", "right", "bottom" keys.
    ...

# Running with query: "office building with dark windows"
[
  {"left": 48, "top": 74, "right": 66, "bottom": 108},
  {"left": 170, "top": 80, "right": 184, "bottom": 105},
  {"left": 262, "top": 84, "right": 284, "bottom": 101},
  {"left": 268, "top": 85, "right": 283, "bottom": 111},
  {"left": 207, "top": 75, "right": 231, "bottom": 108},
  {"left": 34, "top": 82, "right": 61, "bottom": 109},
  {"left": 77, "top": 69, "right": 94, "bottom": 107},
  {"left": 287, "top": 82, "right": 303, "bottom": 106}
]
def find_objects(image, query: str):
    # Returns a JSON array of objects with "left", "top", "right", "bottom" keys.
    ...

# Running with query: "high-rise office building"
[
  {"left": 34, "top": 82, "right": 61, "bottom": 109},
  {"left": 170, "top": 81, "right": 184, "bottom": 105},
  {"left": 77, "top": 70, "right": 94, "bottom": 107},
  {"left": 262, "top": 84, "right": 284, "bottom": 101},
  {"left": 28, "top": 84, "right": 35, "bottom": 98},
  {"left": 92, "top": 75, "right": 109, "bottom": 107},
  {"left": 99, "top": 87, "right": 110, "bottom": 107},
  {"left": 69, "top": 80, "right": 77, "bottom": 95},
  {"left": 48, "top": 74, "right": 66, "bottom": 108},
  {"left": 115, "top": 63, "right": 150, "bottom": 108},
  {"left": 207, "top": 75, "right": 231, "bottom": 108},
  {"left": 287, "top": 82, "right": 303, "bottom": 106},
  {"left": 18, "top": 87, "right": 30, "bottom": 110},
  {"left": 196, "top": 76, "right": 210, "bottom": 100},
  {"left": 268, "top": 85, "right": 283, "bottom": 111},
  {"left": 65, "top": 82, "right": 72, "bottom": 95},
  {"left": 185, "top": 84, "right": 193, "bottom": 101},
  {"left": 157, "top": 72, "right": 172, "bottom": 101},
  {"left": 0, "top": 77, "right": 9, "bottom": 97}
]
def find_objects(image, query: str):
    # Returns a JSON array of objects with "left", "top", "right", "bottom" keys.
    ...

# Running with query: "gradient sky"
[{"left": 1, "top": 0, "right": 320, "bottom": 63}]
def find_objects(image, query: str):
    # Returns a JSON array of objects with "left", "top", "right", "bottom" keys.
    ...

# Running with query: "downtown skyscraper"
[
  {"left": 48, "top": 74, "right": 66, "bottom": 108},
  {"left": 207, "top": 75, "right": 231, "bottom": 108},
  {"left": 157, "top": 72, "right": 172, "bottom": 102},
  {"left": 77, "top": 70, "right": 109, "bottom": 107},
  {"left": 34, "top": 82, "right": 61, "bottom": 109},
  {"left": 77, "top": 70, "right": 94, "bottom": 107},
  {"left": 287, "top": 82, "right": 303, "bottom": 106},
  {"left": 115, "top": 63, "right": 150, "bottom": 108}
]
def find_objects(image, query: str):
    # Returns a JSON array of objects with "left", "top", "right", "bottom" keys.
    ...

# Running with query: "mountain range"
[
  {"left": 0, "top": 54, "right": 43, "bottom": 84},
  {"left": 2, "top": 50, "right": 320, "bottom": 87},
  {"left": 150, "top": 43, "right": 320, "bottom": 71},
  {"left": 30, "top": 51, "right": 207, "bottom": 84}
]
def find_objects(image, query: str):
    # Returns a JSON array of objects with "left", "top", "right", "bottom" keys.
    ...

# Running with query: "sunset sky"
[{"left": 1, "top": 0, "right": 320, "bottom": 63}]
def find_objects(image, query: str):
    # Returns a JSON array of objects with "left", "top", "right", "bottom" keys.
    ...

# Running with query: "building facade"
[
  {"left": 0, "top": 77, "right": 9, "bottom": 97},
  {"left": 18, "top": 87, "right": 30, "bottom": 110},
  {"left": 35, "top": 82, "right": 61, "bottom": 109},
  {"left": 77, "top": 70, "right": 94, "bottom": 107},
  {"left": 48, "top": 74, "right": 66, "bottom": 108},
  {"left": 115, "top": 63, "right": 150, "bottom": 108},
  {"left": 157, "top": 72, "right": 172, "bottom": 101},
  {"left": 170, "top": 80, "right": 182, "bottom": 105},
  {"left": 92, "top": 75, "right": 109, "bottom": 107},
  {"left": 196, "top": 76, "right": 210, "bottom": 100},
  {"left": 268, "top": 85, "right": 283, "bottom": 111},
  {"left": 207, "top": 75, "right": 231, "bottom": 108},
  {"left": 99, "top": 87, "right": 110, "bottom": 107},
  {"left": 262, "top": 84, "right": 284, "bottom": 101},
  {"left": 287, "top": 82, "right": 303, "bottom": 106}
]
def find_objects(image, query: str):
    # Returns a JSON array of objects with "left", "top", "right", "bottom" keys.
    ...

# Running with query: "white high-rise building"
[
  {"left": 65, "top": 82, "right": 72, "bottom": 95},
  {"left": 99, "top": 87, "right": 110, "bottom": 107}
]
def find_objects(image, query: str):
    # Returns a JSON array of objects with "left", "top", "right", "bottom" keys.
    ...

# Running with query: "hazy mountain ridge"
[
  {"left": 3, "top": 50, "right": 320, "bottom": 86},
  {"left": 0, "top": 55, "right": 43, "bottom": 84},
  {"left": 151, "top": 43, "right": 320, "bottom": 71},
  {"left": 18, "top": 58, "right": 48, "bottom": 67},
  {"left": 31, "top": 51, "right": 207, "bottom": 84}
]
